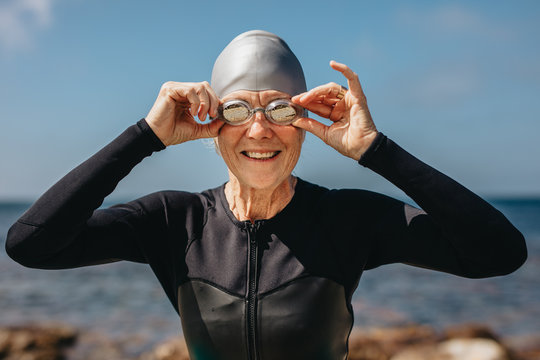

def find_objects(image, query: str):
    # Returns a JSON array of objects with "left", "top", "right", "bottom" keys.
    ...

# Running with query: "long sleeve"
[
  {"left": 5, "top": 119, "right": 166, "bottom": 269},
  {"left": 356, "top": 133, "right": 527, "bottom": 278}
]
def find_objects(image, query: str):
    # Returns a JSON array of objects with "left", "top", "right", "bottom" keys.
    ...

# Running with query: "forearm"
[
  {"left": 6, "top": 119, "right": 165, "bottom": 267},
  {"left": 359, "top": 133, "right": 527, "bottom": 277}
]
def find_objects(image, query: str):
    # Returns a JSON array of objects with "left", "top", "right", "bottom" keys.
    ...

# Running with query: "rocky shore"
[{"left": 1, "top": 323, "right": 539, "bottom": 360}]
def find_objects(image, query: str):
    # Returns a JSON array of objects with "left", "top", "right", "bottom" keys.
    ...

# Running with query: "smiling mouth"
[{"left": 241, "top": 151, "right": 281, "bottom": 160}]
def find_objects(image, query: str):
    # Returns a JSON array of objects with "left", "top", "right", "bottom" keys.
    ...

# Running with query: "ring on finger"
[{"left": 336, "top": 85, "right": 347, "bottom": 100}]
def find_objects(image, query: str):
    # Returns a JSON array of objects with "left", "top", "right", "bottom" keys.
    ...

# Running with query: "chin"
[{"left": 240, "top": 173, "right": 290, "bottom": 190}]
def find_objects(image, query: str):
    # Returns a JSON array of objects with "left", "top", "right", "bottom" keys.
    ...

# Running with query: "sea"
[{"left": 1, "top": 199, "right": 539, "bottom": 350}]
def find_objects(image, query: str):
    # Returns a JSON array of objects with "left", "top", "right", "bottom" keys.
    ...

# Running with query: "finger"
[
  {"left": 297, "top": 83, "right": 337, "bottom": 103},
  {"left": 196, "top": 118, "right": 225, "bottom": 139},
  {"left": 291, "top": 92, "right": 310, "bottom": 106},
  {"left": 204, "top": 83, "right": 220, "bottom": 118},
  {"left": 330, "top": 60, "right": 364, "bottom": 96},
  {"left": 304, "top": 94, "right": 342, "bottom": 106},
  {"left": 329, "top": 101, "right": 347, "bottom": 122},
  {"left": 160, "top": 82, "right": 188, "bottom": 106},
  {"left": 329, "top": 108, "right": 345, "bottom": 122},
  {"left": 185, "top": 88, "right": 200, "bottom": 117},
  {"left": 197, "top": 85, "right": 211, "bottom": 121},
  {"left": 291, "top": 92, "right": 307, "bottom": 103},
  {"left": 292, "top": 117, "right": 328, "bottom": 143},
  {"left": 300, "top": 102, "right": 333, "bottom": 119},
  {"left": 207, "top": 118, "right": 225, "bottom": 137}
]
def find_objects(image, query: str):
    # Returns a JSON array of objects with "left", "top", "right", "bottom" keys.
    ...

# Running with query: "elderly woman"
[{"left": 6, "top": 30, "right": 526, "bottom": 359}]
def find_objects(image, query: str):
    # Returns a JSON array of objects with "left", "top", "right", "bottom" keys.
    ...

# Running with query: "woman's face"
[{"left": 216, "top": 89, "right": 305, "bottom": 190}]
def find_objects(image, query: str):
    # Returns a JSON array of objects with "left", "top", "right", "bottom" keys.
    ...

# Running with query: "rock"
[
  {"left": 504, "top": 334, "right": 540, "bottom": 360},
  {"left": 64, "top": 331, "right": 129, "bottom": 360},
  {"left": 443, "top": 323, "right": 501, "bottom": 341},
  {"left": 348, "top": 325, "right": 439, "bottom": 360},
  {"left": 439, "top": 338, "right": 511, "bottom": 360},
  {"left": 138, "top": 337, "right": 190, "bottom": 360},
  {"left": 390, "top": 338, "right": 511, "bottom": 360},
  {"left": 348, "top": 336, "right": 390, "bottom": 360},
  {"left": 0, "top": 324, "right": 77, "bottom": 360},
  {"left": 387, "top": 344, "right": 439, "bottom": 360}
]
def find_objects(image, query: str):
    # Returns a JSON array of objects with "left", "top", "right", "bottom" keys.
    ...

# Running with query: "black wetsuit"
[{"left": 6, "top": 120, "right": 527, "bottom": 360}]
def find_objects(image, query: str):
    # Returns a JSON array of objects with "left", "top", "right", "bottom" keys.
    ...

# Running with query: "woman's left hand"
[{"left": 291, "top": 61, "right": 378, "bottom": 160}]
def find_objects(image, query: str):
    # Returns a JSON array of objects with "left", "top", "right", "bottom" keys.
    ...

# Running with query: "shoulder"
[
  {"left": 297, "top": 178, "right": 395, "bottom": 206},
  {"left": 296, "top": 178, "right": 405, "bottom": 221},
  {"left": 120, "top": 189, "right": 219, "bottom": 225}
]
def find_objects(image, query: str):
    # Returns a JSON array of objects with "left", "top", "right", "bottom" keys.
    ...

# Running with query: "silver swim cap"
[{"left": 211, "top": 30, "right": 307, "bottom": 98}]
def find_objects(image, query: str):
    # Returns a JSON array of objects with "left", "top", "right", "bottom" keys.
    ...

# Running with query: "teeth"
[{"left": 244, "top": 151, "right": 279, "bottom": 159}]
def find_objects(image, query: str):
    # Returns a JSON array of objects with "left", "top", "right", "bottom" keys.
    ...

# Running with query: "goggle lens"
[
  {"left": 267, "top": 103, "right": 297, "bottom": 124},
  {"left": 222, "top": 102, "right": 250, "bottom": 123}
]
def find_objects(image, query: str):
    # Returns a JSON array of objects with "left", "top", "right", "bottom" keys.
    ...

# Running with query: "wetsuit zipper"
[{"left": 246, "top": 222, "right": 259, "bottom": 360}]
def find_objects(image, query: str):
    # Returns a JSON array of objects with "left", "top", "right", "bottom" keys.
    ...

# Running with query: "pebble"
[{"left": 390, "top": 338, "right": 510, "bottom": 360}]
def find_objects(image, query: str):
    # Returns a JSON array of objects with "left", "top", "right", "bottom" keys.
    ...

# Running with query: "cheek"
[
  {"left": 216, "top": 130, "right": 247, "bottom": 175},
  {"left": 282, "top": 129, "right": 304, "bottom": 164},
  {"left": 218, "top": 141, "right": 235, "bottom": 165},
  {"left": 216, "top": 129, "right": 238, "bottom": 159},
  {"left": 288, "top": 128, "right": 305, "bottom": 150}
]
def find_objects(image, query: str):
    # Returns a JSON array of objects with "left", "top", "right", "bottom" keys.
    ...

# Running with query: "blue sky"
[{"left": 1, "top": 0, "right": 539, "bottom": 201}]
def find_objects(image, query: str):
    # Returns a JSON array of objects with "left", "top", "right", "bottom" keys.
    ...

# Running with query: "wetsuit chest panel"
[
  {"left": 257, "top": 277, "right": 351, "bottom": 360},
  {"left": 177, "top": 277, "right": 351, "bottom": 360},
  {"left": 178, "top": 280, "right": 248, "bottom": 360},
  {"left": 185, "top": 219, "right": 249, "bottom": 297},
  {"left": 258, "top": 224, "right": 344, "bottom": 294}
]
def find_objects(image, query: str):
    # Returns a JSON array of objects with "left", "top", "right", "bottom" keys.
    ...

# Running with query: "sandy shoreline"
[{"left": 2, "top": 322, "right": 539, "bottom": 360}]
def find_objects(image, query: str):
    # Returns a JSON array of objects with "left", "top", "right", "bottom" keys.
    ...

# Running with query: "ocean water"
[{"left": 1, "top": 199, "right": 539, "bottom": 347}]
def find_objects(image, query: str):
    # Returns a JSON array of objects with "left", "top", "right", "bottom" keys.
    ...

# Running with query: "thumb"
[
  {"left": 293, "top": 117, "right": 328, "bottom": 143},
  {"left": 201, "top": 119, "right": 225, "bottom": 139}
]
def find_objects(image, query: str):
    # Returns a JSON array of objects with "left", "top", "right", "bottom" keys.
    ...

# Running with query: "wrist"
[
  {"left": 140, "top": 119, "right": 168, "bottom": 148},
  {"left": 352, "top": 130, "right": 379, "bottom": 161},
  {"left": 358, "top": 132, "right": 386, "bottom": 166}
]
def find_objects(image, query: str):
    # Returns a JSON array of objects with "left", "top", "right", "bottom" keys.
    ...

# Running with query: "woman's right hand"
[{"left": 145, "top": 81, "right": 224, "bottom": 146}]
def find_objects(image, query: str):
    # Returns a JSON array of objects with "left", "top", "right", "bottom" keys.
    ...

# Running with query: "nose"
[{"left": 246, "top": 111, "right": 273, "bottom": 139}]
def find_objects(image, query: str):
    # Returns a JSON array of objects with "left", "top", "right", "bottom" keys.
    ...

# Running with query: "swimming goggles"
[{"left": 215, "top": 99, "right": 305, "bottom": 126}]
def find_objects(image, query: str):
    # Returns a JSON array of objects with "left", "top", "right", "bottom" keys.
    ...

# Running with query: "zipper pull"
[
  {"left": 255, "top": 221, "right": 262, "bottom": 232},
  {"left": 247, "top": 221, "right": 260, "bottom": 243}
]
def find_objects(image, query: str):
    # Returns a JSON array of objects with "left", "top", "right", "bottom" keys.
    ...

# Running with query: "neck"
[{"left": 225, "top": 174, "right": 297, "bottom": 222}]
